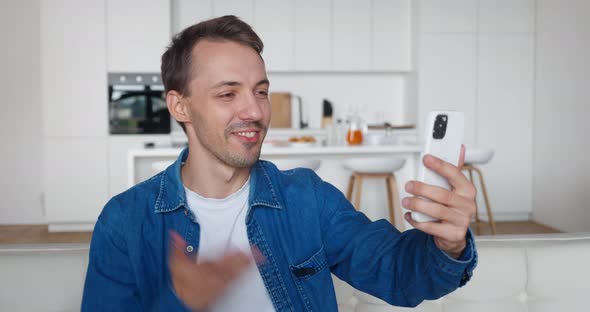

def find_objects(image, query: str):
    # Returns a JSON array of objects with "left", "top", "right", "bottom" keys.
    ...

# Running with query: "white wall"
[
  {"left": 267, "top": 73, "right": 407, "bottom": 128},
  {"left": 532, "top": 0, "right": 590, "bottom": 232},
  {"left": 0, "top": 0, "right": 45, "bottom": 224}
]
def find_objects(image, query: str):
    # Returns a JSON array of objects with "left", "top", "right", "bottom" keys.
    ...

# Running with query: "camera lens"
[{"left": 432, "top": 114, "right": 448, "bottom": 139}]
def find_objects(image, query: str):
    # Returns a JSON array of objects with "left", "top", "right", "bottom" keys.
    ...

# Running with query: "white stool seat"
[
  {"left": 465, "top": 148, "right": 494, "bottom": 165},
  {"left": 342, "top": 157, "right": 406, "bottom": 173},
  {"left": 273, "top": 159, "right": 321, "bottom": 171}
]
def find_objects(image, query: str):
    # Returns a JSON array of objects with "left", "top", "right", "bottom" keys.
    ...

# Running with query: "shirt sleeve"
[
  {"left": 318, "top": 179, "right": 478, "bottom": 308},
  {"left": 81, "top": 212, "right": 191, "bottom": 311}
]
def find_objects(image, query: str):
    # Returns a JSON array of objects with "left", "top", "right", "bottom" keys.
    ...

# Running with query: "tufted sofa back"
[
  {"left": 337, "top": 233, "right": 590, "bottom": 312},
  {"left": 1, "top": 233, "right": 589, "bottom": 311}
]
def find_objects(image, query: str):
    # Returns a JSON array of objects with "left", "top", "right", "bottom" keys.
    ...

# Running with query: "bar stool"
[
  {"left": 342, "top": 157, "right": 406, "bottom": 227},
  {"left": 463, "top": 147, "right": 496, "bottom": 235},
  {"left": 272, "top": 159, "right": 321, "bottom": 171}
]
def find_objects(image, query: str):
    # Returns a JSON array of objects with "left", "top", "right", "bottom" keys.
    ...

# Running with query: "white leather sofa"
[
  {"left": 1, "top": 233, "right": 589, "bottom": 311},
  {"left": 336, "top": 232, "right": 590, "bottom": 312}
]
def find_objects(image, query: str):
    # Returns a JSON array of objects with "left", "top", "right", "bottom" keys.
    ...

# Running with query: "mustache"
[{"left": 225, "top": 121, "right": 267, "bottom": 133}]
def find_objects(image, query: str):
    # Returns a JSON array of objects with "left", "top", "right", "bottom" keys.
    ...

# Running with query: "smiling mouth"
[{"left": 234, "top": 131, "right": 257, "bottom": 138}]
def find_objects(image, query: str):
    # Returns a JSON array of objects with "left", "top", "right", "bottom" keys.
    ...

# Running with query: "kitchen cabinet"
[
  {"left": 44, "top": 138, "right": 109, "bottom": 228},
  {"left": 294, "top": 0, "right": 331, "bottom": 71},
  {"left": 41, "top": 0, "right": 108, "bottom": 138},
  {"left": 106, "top": 0, "right": 171, "bottom": 72},
  {"left": 213, "top": 0, "right": 254, "bottom": 26},
  {"left": 332, "top": 0, "right": 372, "bottom": 71},
  {"left": 416, "top": 0, "right": 535, "bottom": 221},
  {"left": 419, "top": 0, "right": 477, "bottom": 33},
  {"left": 372, "top": 0, "right": 411, "bottom": 71},
  {"left": 171, "top": 0, "right": 213, "bottom": 34},
  {"left": 477, "top": 34, "right": 534, "bottom": 217},
  {"left": 169, "top": 0, "right": 411, "bottom": 72},
  {"left": 418, "top": 34, "right": 477, "bottom": 145},
  {"left": 254, "top": 0, "right": 295, "bottom": 71},
  {"left": 108, "top": 135, "right": 172, "bottom": 198},
  {"left": 478, "top": 0, "right": 535, "bottom": 34}
]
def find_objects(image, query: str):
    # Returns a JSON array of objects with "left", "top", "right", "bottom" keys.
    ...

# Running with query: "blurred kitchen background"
[{"left": 1, "top": 0, "right": 589, "bottom": 242}]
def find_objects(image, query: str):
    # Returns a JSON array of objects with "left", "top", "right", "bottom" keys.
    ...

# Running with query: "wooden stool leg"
[
  {"left": 473, "top": 166, "right": 496, "bottom": 235},
  {"left": 389, "top": 174, "right": 401, "bottom": 229},
  {"left": 385, "top": 175, "right": 395, "bottom": 226},
  {"left": 353, "top": 174, "right": 363, "bottom": 210},
  {"left": 346, "top": 174, "right": 355, "bottom": 201},
  {"left": 465, "top": 166, "right": 481, "bottom": 235}
]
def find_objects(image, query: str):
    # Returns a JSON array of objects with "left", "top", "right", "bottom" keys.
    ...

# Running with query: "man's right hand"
[{"left": 168, "top": 231, "right": 253, "bottom": 310}]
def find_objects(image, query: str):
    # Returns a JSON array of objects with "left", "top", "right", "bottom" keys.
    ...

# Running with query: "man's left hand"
[{"left": 402, "top": 145, "right": 477, "bottom": 259}]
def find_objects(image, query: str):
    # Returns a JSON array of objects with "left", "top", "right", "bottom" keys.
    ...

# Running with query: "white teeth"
[{"left": 236, "top": 132, "right": 256, "bottom": 138}]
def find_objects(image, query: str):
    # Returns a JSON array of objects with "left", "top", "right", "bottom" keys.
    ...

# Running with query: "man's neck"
[{"left": 181, "top": 145, "right": 251, "bottom": 199}]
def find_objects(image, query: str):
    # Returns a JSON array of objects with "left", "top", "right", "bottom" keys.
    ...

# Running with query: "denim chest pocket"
[{"left": 289, "top": 246, "right": 336, "bottom": 311}]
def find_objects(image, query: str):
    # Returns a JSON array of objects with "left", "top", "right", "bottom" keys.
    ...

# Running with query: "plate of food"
[{"left": 288, "top": 136, "right": 317, "bottom": 147}]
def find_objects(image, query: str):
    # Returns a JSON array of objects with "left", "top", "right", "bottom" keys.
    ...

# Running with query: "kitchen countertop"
[{"left": 128, "top": 143, "right": 423, "bottom": 159}]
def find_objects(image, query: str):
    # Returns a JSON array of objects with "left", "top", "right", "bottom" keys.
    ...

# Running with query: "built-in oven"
[{"left": 108, "top": 73, "right": 171, "bottom": 134}]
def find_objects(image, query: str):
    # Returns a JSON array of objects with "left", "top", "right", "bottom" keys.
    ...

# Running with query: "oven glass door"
[{"left": 109, "top": 84, "right": 170, "bottom": 134}]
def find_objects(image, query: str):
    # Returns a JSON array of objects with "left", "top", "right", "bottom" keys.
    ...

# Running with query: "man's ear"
[{"left": 166, "top": 90, "right": 191, "bottom": 124}]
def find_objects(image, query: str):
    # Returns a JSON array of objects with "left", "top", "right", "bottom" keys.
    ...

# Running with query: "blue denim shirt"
[{"left": 82, "top": 148, "right": 477, "bottom": 311}]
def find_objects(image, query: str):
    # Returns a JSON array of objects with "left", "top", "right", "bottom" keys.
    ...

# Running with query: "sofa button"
[{"left": 186, "top": 245, "right": 194, "bottom": 253}]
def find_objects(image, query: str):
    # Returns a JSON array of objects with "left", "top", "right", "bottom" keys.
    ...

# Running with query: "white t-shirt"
[{"left": 184, "top": 178, "right": 275, "bottom": 312}]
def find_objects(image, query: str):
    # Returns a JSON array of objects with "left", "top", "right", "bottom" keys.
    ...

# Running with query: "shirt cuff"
[{"left": 427, "top": 228, "right": 478, "bottom": 287}]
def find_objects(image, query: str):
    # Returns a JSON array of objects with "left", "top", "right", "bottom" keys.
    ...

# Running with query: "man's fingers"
[
  {"left": 458, "top": 144, "right": 466, "bottom": 169},
  {"left": 422, "top": 154, "right": 475, "bottom": 199},
  {"left": 250, "top": 245, "right": 266, "bottom": 265},
  {"left": 405, "top": 181, "right": 475, "bottom": 216},
  {"left": 405, "top": 213, "right": 467, "bottom": 243},
  {"left": 216, "top": 251, "right": 252, "bottom": 281},
  {"left": 402, "top": 197, "right": 465, "bottom": 226}
]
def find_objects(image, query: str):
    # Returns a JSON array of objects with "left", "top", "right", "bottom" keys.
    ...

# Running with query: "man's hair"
[{"left": 161, "top": 15, "right": 264, "bottom": 132}]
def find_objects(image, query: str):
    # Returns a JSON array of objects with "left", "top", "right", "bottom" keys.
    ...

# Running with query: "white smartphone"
[{"left": 411, "top": 111, "right": 464, "bottom": 222}]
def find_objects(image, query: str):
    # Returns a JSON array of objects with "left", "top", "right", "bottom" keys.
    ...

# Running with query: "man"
[{"left": 82, "top": 15, "right": 477, "bottom": 311}]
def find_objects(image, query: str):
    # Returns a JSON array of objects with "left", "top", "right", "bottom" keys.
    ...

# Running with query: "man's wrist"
[{"left": 434, "top": 237, "right": 467, "bottom": 259}]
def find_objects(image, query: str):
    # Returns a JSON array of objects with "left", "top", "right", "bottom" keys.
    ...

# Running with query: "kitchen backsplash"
[{"left": 267, "top": 72, "right": 408, "bottom": 129}]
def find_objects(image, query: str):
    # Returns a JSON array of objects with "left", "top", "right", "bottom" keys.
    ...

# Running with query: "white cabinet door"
[
  {"left": 418, "top": 34, "right": 477, "bottom": 145},
  {"left": 107, "top": 0, "right": 171, "bottom": 72},
  {"left": 372, "top": 0, "right": 411, "bottom": 71},
  {"left": 477, "top": 34, "right": 534, "bottom": 217},
  {"left": 294, "top": 0, "right": 331, "bottom": 71},
  {"left": 44, "top": 138, "right": 109, "bottom": 224},
  {"left": 478, "top": 0, "right": 535, "bottom": 34},
  {"left": 171, "top": 0, "right": 213, "bottom": 34},
  {"left": 419, "top": 0, "right": 477, "bottom": 33},
  {"left": 40, "top": 0, "right": 108, "bottom": 138},
  {"left": 332, "top": 0, "right": 371, "bottom": 71},
  {"left": 213, "top": 0, "right": 254, "bottom": 25},
  {"left": 108, "top": 135, "right": 172, "bottom": 197},
  {"left": 254, "top": 0, "right": 294, "bottom": 71}
]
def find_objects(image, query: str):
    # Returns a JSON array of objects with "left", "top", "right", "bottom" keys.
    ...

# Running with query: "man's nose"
[{"left": 238, "top": 93, "right": 263, "bottom": 121}]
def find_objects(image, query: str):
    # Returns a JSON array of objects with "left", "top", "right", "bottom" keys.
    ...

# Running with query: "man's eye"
[
  {"left": 255, "top": 90, "right": 268, "bottom": 97},
  {"left": 219, "top": 92, "right": 235, "bottom": 99}
]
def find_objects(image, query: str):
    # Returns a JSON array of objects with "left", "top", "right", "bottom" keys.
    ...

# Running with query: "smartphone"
[{"left": 411, "top": 111, "right": 464, "bottom": 222}]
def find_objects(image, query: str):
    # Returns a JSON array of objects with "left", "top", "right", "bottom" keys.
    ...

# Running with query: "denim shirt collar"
[{"left": 154, "top": 147, "right": 283, "bottom": 214}]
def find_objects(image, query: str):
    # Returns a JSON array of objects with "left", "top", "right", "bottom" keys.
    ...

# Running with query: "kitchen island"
[{"left": 128, "top": 144, "right": 423, "bottom": 230}]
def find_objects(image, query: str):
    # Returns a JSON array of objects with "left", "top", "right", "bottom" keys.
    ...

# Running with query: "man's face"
[{"left": 183, "top": 39, "right": 270, "bottom": 168}]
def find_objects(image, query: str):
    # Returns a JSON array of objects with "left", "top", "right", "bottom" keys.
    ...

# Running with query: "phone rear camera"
[{"left": 432, "top": 114, "right": 448, "bottom": 139}]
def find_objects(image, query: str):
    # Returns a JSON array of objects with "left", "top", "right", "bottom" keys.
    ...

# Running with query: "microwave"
[{"left": 108, "top": 73, "right": 171, "bottom": 134}]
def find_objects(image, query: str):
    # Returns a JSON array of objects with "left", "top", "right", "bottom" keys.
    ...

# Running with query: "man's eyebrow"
[
  {"left": 256, "top": 79, "right": 270, "bottom": 87},
  {"left": 210, "top": 80, "right": 241, "bottom": 90},
  {"left": 210, "top": 79, "right": 269, "bottom": 90}
]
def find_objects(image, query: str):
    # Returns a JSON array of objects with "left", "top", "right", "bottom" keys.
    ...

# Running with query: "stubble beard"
[{"left": 197, "top": 121, "right": 267, "bottom": 168}]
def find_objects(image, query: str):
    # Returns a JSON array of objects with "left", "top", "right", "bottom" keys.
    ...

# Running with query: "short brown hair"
[{"left": 161, "top": 15, "right": 264, "bottom": 96}]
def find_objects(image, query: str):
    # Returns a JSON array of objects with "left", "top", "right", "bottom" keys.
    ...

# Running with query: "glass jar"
[{"left": 346, "top": 115, "right": 364, "bottom": 145}]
